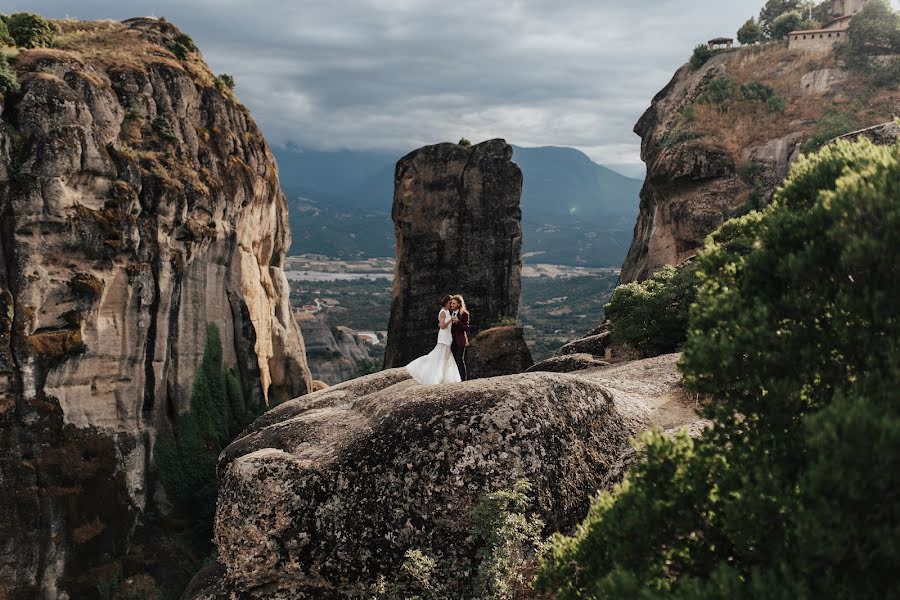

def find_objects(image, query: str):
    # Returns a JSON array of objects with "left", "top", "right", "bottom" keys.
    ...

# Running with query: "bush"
[
  {"left": 804, "top": 110, "right": 860, "bottom": 151},
  {"left": 689, "top": 44, "right": 712, "bottom": 70},
  {"left": 215, "top": 73, "right": 235, "bottom": 92},
  {"left": 736, "top": 17, "right": 765, "bottom": 44},
  {"left": 6, "top": 12, "right": 57, "bottom": 48},
  {"left": 770, "top": 10, "right": 805, "bottom": 39},
  {"left": 458, "top": 137, "right": 472, "bottom": 147},
  {"left": 759, "top": 0, "right": 801, "bottom": 36},
  {"left": 659, "top": 129, "right": 703, "bottom": 149},
  {"left": 537, "top": 138, "right": 900, "bottom": 598},
  {"left": 0, "top": 17, "right": 15, "bottom": 46},
  {"left": 0, "top": 52, "right": 18, "bottom": 95},
  {"left": 697, "top": 77, "right": 738, "bottom": 112},
  {"left": 151, "top": 115, "right": 178, "bottom": 143},
  {"left": 603, "top": 262, "right": 697, "bottom": 358},
  {"left": 167, "top": 33, "right": 196, "bottom": 60}
]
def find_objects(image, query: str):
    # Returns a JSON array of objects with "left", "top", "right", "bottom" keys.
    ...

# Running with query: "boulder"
[
  {"left": 555, "top": 332, "right": 610, "bottom": 357},
  {"left": 196, "top": 368, "right": 649, "bottom": 598},
  {"left": 466, "top": 325, "right": 533, "bottom": 379},
  {"left": 526, "top": 353, "right": 609, "bottom": 373},
  {"left": 383, "top": 139, "right": 523, "bottom": 368}
]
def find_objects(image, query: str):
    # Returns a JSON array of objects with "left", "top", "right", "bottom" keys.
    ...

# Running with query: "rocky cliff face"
[
  {"left": 621, "top": 44, "right": 897, "bottom": 282},
  {"left": 296, "top": 313, "right": 374, "bottom": 384},
  {"left": 383, "top": 139, "right": 523, "bottom": 367},
  {"left": 0, "top": 18, "right": 311, "bottom": 597}
]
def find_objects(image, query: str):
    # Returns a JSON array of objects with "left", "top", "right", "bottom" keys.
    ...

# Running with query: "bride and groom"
[{"left": 406, "top": 294, "right": 469, "bottom": 385}]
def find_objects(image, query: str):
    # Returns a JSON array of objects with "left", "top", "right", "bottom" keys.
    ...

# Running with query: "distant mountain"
[{"left": 273, "top": 144, "right": 642, "bottom": 267}]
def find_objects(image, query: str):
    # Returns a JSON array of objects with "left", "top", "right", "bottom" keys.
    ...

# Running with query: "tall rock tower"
[
  {"left": 0, "top": 17, "right": 311, "bottom": 597},
  {"left": 383, "top": 139, "right": 523, "bottom": 368}
]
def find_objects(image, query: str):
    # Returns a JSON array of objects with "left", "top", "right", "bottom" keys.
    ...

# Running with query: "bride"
[{"left": 405, "top": 295, "right": 462, "bottom": 385}]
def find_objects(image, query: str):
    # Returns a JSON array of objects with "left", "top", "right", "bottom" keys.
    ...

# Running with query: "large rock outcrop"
[
  {"left": 188, "top": 368, "right": 648, "bottom": 598},
  {"left": 465, "top": 325, "right": 534, "bottom": 379},
  {"left": 0, "top": 18, "right": 311, "bottom": 597},
  {"left": 620, "top": 45, "right": 897, "bottom": 282},
  {"left": 383, "top": 139, "right": 523, "bottom": 367},
  {"left": 185, "top": 353, "right": 699, "bottom": 599}
]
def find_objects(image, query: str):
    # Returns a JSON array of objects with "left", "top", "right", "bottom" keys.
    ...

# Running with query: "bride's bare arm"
[{"left": 439, "top": 312, "right": 450, "bottom": 329}]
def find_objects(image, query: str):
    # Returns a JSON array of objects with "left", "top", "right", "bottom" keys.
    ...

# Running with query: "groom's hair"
[
  {"left": 451, "top": 294, "right": 468, "bottom": 314},
  {"left": 440, "top": 295, "right": 452, "bottom": 307}
]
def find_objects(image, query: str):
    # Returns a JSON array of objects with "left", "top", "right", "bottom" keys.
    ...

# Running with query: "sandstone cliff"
[
  {"left": 0, "top": 18, "right": 311, "bottom": 597},
  {"left": 383, "top": 139, "right": 523, "bottom": 368},
  {"left": 296, "top": 312, "right": 374, "bottom": 384},
  {"left": 621, "top": 44, "right": 898, "bottom": 282}
]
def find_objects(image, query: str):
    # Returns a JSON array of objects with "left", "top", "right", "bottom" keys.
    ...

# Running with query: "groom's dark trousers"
[{"left": 451, "top": 312, "right": 470, "bottom": 381}]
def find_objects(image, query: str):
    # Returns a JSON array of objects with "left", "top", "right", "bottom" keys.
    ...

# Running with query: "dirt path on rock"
[{"left": 578, "top": 353, "right": 701, "bottom": 431}]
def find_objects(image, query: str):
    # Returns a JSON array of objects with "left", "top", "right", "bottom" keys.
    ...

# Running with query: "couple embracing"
[{"left": 406, "top": 294, "right": 470, "bottom": 385}]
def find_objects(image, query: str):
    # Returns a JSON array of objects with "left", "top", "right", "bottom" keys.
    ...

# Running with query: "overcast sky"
[{"left": 6, "top": 1, "right": 880, "bottom": 176}]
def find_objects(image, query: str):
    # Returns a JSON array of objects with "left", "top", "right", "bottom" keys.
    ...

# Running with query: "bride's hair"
[
  {"left": 441, "top": 295, "right": 452, "bottom": 308},
  {"left": 452, "top": 294, "right": 468, "bottom": 315}
]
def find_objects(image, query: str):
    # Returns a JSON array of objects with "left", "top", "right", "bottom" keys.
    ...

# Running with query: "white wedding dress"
[{"left": 405, "top": 308, "right": 462, "bottom": 385}]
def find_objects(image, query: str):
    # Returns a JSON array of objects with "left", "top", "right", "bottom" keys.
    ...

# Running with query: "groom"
[{"left": 449, "top": 295, "right": 469, "bottom": 381}]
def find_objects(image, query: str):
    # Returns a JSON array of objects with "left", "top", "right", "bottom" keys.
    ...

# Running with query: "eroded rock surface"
[
  {"left": 0, "top": 18, "right": 311, "bottom": 597},
  {"left": 620, "top": 48, "right": 895, "bottom": 282},
  {"left": 384, "top": 139, "right": 523, "bottom": 367},
  {"left": 188, "top": 367, "right": 650, "bottom": 598}
]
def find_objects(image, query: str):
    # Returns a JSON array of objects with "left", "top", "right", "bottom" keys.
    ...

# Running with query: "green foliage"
[
  {"left": 770, "top": 10, "right": 805, "bottom": 39},
  {"left": 0, "top": 51, "right": 19, "bottom": 95},
  {"left": 758, "top": 0, "right": 801, "bottom": 36},
  {"left": 0, "top": 17, "right": 15, "bottom": 46},
  {"left": 603, "top": 263, "right": 698, "bottom": 358},
  {"left": 470, "top": 480, "right": 545, "bottom": 600},
  {"left": 842, "top": 0, "right": 900, "bottom": 88},
  {"left": 659, "top": 129, "right": 703, "bottom": 149},
  {"left": 737, "top": 17, "right": 765, "bottom": 44},
  {"left": 154, "top": 323, "right": 258, "bottom": 548},
  {"left": 151, "top": 116, "right": 178, "bottom": 143},
  {"left": 698, "top": 77, "right": 738, "bottom": 111},
  {"left": 680, "top": 104, "right": 696, "bottom": 123},
  {"left": 167, "top": 33, "right": 196, "bottom": 60},
  {"left": 737, "top": 160, "right": 768, "bottom": 213},
  {"left": 458, "top": 137, "right": 472, "bottom": 147},
  {"left": 6, "top": 12, "right": 57, "bottom": 48},
  {"left": 804, "top": 110, "right": 859, "bottom": 151},
  {"left": 689, "top": 44, "right": 712, "bottom": 70},
  {"left": 356, "top": 356, "right": 382, "bottom": 376},
  {"left": 214, "top": 73, "right": 235, "bottom": 92},
  {"left": 537, "top": 138, "right": 900, "bottom": 598}
]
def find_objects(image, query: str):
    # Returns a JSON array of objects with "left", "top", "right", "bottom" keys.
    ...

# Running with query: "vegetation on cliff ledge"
[
  {"left": 538, "top": 137, "right": 900, "bottom": 598},
  {"left": 155, "top": 323, "right": 258, "bottom": 548}
]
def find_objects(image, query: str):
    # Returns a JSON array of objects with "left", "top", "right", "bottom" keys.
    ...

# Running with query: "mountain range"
[{"left": 274, "top": 144, "right": 643, "bottom": 267}]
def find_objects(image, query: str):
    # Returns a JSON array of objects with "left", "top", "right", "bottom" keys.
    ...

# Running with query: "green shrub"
[
  {"left": 167, "top": 33, "right": 196, "bottom": 60},
  {"left": 765, "top": 93, "right": 786, "bottom": 113},
  {"left": 151, "top": 116, "right": 178, "bottom": 143},
  {"left": 6, "top": 12, "right": 57, "bottom": 48},
  {"left": 0, "top": 52, "right": 18, "bottom": 95},
  {"left": 689, "top": 44, "right": 712, "bottom": 70},
  {"left": 842, "top": 1, "right": 900, "bottom": 88},
  {"left": 471, "top": 480, "right": 545, "bottom": 600},
  {"left": 0, "top": 17, "right": 15, "bottom": 46},
  {"left": 698, "top": 77, "right": 738, "bottom": 112},
  {"left": 488, "top": 315, "right": 517, "bottom": 328},
  {"left": 804, "top": 110, "right": 860, "bottom": 151},
  {"left": 759, "top": 0, "right": 801, "bottom": 36},
  {"left": 537, "top": 138, "right": 900, "bottom": 598},
  {"left": 736, "top": 17, "right": 765, "bottom": 44},
  {"left": 680, "top": 104, "right": 695, "bottom": 123},
  {"left": 770, "top": 10, "right": 805, "bottom": 39},
  {"left": 738, "top": 80, "right": 774, "bottom": 102},
  {"left": 458, "top": 137, "right": 472, "bottom": 147},
  {"left": 215, "top": 73, "right": 235, "bottom": 92},
  {"left": 154, "top": 323, "right": 259, "bottom": 548},
  {"left": 603, "top": 262, "right": 698, "bottom": 358}
]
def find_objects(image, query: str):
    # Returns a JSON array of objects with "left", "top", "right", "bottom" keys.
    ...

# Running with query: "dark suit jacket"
[{"left": 451, "top": 311, "right": 470, "bottom": 348}]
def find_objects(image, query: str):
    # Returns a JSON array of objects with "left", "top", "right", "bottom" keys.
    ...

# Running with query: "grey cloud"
[{"left": 11, "top": 0, "right": 779, "bottom": 169}]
